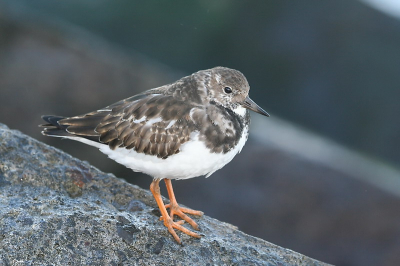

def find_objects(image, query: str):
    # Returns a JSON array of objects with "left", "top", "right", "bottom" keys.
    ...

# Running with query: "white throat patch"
[{"left": 233, "top": 105, "right": 247, "bottom": 117}]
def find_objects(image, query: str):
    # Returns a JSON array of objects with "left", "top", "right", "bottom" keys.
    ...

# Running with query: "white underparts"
[{"left": 57, "top": 125, "right": 249, "bottom": 180}]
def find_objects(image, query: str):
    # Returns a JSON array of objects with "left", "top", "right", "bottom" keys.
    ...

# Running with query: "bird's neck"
[{"left": 232, "top": 105, "right": 247, "bottom": 117}]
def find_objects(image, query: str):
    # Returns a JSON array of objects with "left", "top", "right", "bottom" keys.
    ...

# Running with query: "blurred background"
[{"left": 1, "top": 0, "right": 400, "bottom": 265}]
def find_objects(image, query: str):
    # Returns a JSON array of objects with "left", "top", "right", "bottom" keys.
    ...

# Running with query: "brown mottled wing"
[{"left": 50, "top": 93, "right": 200, "bottom": 159}]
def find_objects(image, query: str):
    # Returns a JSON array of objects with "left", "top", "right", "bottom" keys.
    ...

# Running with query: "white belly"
[{"left": 68, "top": 126, "right": 249, "bottom": 180}]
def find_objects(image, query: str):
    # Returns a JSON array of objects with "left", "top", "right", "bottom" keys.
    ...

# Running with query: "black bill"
[{"left": 242, "top": 96, "right": 270, "bottom": 117}]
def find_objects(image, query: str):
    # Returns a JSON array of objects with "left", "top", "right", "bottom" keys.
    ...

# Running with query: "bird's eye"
[{"left": 224, "top": 87, "right": 232, "bottom": 94}]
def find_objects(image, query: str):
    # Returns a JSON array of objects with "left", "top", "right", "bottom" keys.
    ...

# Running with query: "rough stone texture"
[{"left": 0, "top": 124, "right": 329, "bottom": 265}]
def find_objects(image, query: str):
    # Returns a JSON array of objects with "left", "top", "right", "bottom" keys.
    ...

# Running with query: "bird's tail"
[
  {"left": 40, "top": 114, "right": 105, "bottom": 143},
  {"left": 40, "top": 115, "right": 72, "bottom": 138}
]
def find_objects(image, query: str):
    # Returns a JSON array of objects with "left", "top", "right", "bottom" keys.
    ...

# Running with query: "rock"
[{"left": 0, "top": 124, "right": 329, "bottom": 265}]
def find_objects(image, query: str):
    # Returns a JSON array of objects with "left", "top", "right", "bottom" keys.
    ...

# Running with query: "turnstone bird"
[{"left": 40, "top": 66, "right": 269, "bottom": 244}]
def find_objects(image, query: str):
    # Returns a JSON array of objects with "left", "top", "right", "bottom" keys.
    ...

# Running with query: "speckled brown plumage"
[{"left": 41, "top": 67, "right": 256, "bottom": 159}]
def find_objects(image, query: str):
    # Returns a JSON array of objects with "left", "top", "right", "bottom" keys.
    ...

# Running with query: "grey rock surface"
[{"left": 0, "top": 124, "right": 330, "bottom": 265}]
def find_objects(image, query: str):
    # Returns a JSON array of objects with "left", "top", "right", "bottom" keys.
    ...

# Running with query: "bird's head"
[{"left": 206, "top": 67, "right": 269, "bottom": 117}]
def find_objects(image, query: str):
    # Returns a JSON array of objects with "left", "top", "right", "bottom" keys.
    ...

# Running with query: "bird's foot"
[
  {"left": 164, "top": 202, "right": 203, "bottom": 230},
  {"left": 151, "top": 178, "right": 203, "bottom": 244},
  {"left": 162, "top": 215, "right": 201, "bottom": 245}
]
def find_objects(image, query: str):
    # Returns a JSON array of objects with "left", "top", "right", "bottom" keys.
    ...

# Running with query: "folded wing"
[{"left": 41, "top": 94, "right": 200, "bottom": 159}]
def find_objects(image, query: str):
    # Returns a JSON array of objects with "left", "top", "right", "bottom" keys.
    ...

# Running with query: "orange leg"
[
  {"left": 150, "top": 178, "right": 201, "bottom": 244},
  {"left": 164, "top": 178, "right": 203, "bottom": 230}
]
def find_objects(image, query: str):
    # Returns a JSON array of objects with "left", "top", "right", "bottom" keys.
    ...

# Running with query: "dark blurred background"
[{"left": 1, "top": 0, "right": 400, "bottom": 265}]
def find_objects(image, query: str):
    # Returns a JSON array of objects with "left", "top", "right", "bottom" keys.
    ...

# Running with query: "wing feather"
[{"left": 42, "top": 93, "right": 200, "bottom": 158}]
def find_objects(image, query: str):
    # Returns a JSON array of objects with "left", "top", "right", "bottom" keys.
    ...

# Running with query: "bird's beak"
[{"left": 242, "top": 96, "right": 270, "bottom": 117}]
